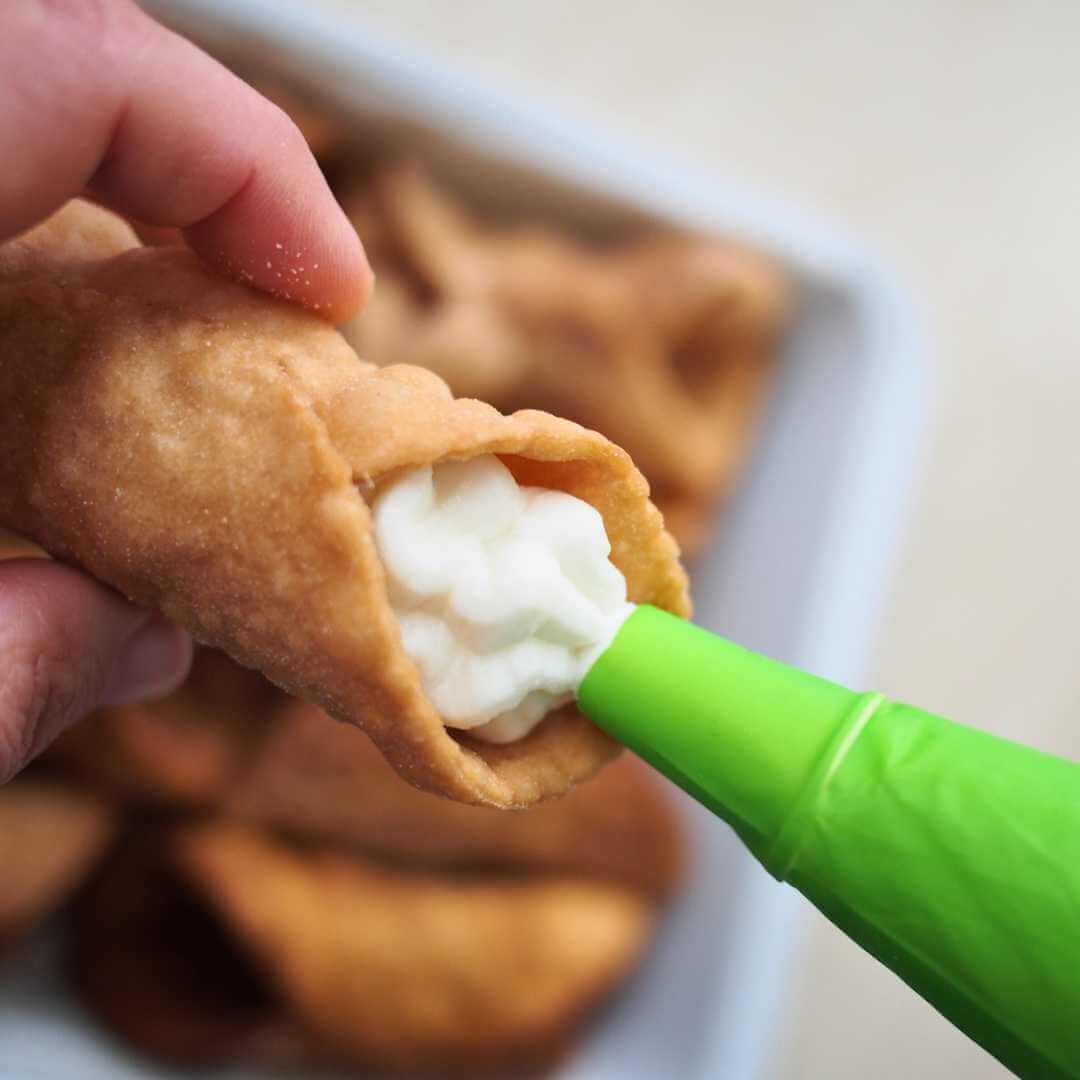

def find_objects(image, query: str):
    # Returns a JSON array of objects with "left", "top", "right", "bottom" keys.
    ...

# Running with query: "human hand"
[{"left": 0, "top": 0, "right": 373, "bottom": 781}]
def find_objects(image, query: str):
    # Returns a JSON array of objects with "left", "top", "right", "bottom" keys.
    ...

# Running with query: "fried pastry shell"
[{"left": 0, "top": 201, "right": 689, "bottom": 806}]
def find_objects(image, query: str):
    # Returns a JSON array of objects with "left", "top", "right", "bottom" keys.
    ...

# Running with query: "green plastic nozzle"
[{"left": 579, "top": 606, "right": 1080, "bottom": 1080}]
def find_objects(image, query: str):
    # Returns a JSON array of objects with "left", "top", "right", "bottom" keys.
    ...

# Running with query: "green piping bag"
[{"left": 578, "top": 605, "right": 1080, "bottom": 1080}]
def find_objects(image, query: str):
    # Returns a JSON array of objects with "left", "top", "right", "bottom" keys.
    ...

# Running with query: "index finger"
[{"left": 1, "top": 1, "right": 371, "bottom": 323}]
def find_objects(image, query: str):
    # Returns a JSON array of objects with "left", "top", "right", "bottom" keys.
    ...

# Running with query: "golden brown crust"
[
  {"left": 173, "top": 823, "right": 653, "bottom": 1074},
  {"left": 0, "top": 779, "right": 114, "bottom": 949},
  {"left": 0, "top": 200, "right": 689, "bottom": 806}
]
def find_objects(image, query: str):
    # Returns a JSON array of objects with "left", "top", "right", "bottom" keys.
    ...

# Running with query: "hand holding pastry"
[{"left": 0, "top": 0, "right": 372, "bottom": 781}]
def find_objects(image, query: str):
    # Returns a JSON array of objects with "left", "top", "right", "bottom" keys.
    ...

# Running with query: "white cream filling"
[{"left": 373, "top": 455, "right": 634, "bottom": 743}]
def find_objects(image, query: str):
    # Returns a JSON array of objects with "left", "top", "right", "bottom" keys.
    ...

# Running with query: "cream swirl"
[{"left": 373, "top": 455, "right": 633, "bottom": 743}]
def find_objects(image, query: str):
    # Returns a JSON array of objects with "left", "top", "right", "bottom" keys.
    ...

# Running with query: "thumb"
[{"left": 0, "top": 559, "right": 192, "bottom": 783}]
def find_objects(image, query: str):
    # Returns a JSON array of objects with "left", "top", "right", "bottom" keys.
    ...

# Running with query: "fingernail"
[{"left": 103, "top": 618, "right": 193, "bottom": 706}]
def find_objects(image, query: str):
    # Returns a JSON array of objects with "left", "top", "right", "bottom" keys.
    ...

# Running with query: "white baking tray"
[{"left": 0, "top": 2, "right": 927, "bottom": 1077}]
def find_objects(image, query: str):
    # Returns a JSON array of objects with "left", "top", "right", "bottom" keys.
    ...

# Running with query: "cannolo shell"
[{"left": 0, "top": 202, "right": 689, "bottom": 806}]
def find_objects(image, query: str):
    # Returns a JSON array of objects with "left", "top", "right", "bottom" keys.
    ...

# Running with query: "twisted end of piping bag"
[{"left": 577, "top": 605, "right": 1080, "bottom": 1080}]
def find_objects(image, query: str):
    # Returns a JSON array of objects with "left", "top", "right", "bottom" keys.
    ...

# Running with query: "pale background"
[{"left": 312, "top": 3, "right": 1079, "bottom": 1076}]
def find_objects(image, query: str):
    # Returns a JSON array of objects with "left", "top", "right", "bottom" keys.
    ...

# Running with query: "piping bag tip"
[{"left": 578, "top": 604, "right": 876, "bottom": 872}]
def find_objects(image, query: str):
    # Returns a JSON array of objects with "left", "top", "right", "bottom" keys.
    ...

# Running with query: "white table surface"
[{"left": 290, "top": 3, "right": 1080, "bottom": 1075}]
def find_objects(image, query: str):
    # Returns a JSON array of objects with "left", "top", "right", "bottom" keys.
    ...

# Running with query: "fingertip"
[
  {"left": 304, "top": 214, "right": 375, "bottom": 325},
  {"left": 184, "top": 174, "right": 374, "bottom": 325},
  {"left": 322, "top": 212, "right": 375, "bottom": 324},
  {"left": 102, "top": 616, "right": 193, "bottom": 706},
  {"left": 43, "top": 4, "right": 373, "bottom": 325}
]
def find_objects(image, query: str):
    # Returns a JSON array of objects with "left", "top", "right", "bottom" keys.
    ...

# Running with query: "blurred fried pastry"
[
  {"left": 52, "top": 648, "right": 284, "bottom": 807},
  {"left": 198, "top": 823, "right": 649, "bottom": 1072},
  {"left": 613, "top": 236, "right": 790, "bottom": 371},
  {"left": 52, "top": 651, "right": 681, "bottom": 894},
  {"left": 74, "top": 826, "right": 654, "bottom": 1073},
  {"left": 0, "top": 779, "right": 114, "bottom": 951},
  {"left": 230, "top": 700, "right": 682, "bottom": 898},
  {"left": 71, "top": 834, "right": 308, "bottom": 1067},
  {"left": 0, "top": 200, "right": 688, "bottom": 806},
  {"left": 341, "top": 162, "right": 790, "bottom": 554},
  {"left": 51, "top": 652, "right": 681, "bottom": 895}
]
